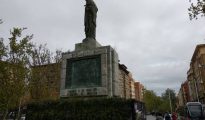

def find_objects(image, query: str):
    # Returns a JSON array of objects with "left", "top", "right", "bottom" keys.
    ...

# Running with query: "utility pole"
[{"left": 168, "top": 89, "right": 173, "bottom": 113}]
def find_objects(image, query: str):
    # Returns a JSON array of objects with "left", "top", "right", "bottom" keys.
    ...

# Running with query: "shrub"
[{"left": 26, "top": 98, "right": 136, "bottom": 120}]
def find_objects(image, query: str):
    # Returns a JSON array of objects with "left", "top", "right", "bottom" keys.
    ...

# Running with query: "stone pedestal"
[{"left": 60, "top": 39, "right": 121, "bottom": 98}]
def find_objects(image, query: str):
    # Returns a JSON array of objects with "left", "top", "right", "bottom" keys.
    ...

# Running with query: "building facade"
[
  {"left": 119, "top": 64, "right": 131, "bottom": 99},
  {"left": 182, "top": 80, "right": 190, "bottom": 103},
  {"left": 130, "top": 78, "right": 136, "bottom": 99},
  {"left": 30, "top": 63, "right": 61, "bottom": 101},
  {"left": 191, "top": 44, "right": 205, "bottom": 103},
  {"left": 187, "top": 67, "right": 198, "bottom": 102},
  {"left": 118, "top": 64, "right": 144, "bottom": 101},
  {"left": 177, "top": 44, "right": 205, "bottom": 105},
  {"left": 177, "top": 88, "right": 184, "bottom": 107},
  {"left": 134, "top": 82, "right": 144, "bottom": 102}
]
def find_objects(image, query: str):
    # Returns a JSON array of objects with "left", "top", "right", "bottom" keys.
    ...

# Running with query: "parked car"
[{"left": 185, "top": 102, "right": 204, "bottom": 120}]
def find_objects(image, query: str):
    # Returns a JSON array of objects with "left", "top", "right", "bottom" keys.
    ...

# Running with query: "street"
[{"left": 146, "top": 115, "right": 156, "bottom": 120}]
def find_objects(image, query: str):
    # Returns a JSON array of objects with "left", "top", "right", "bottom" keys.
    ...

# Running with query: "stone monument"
[{"left": 60, "top": 0, "right": 121, "bottom": 98}]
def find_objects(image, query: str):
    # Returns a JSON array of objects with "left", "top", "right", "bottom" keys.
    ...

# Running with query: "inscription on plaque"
[{"left": 66, "top": 55, "right": 101, "bottom": 89}]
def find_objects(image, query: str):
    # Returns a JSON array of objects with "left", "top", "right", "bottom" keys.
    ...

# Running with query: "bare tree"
[{"left": 188, "top": 0, "right": 205, "bottom": 20}]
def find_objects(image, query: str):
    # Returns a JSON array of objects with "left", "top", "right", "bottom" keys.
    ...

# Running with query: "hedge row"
[{"left": 26, "top": 98, "right": 136, "bottom": 120}]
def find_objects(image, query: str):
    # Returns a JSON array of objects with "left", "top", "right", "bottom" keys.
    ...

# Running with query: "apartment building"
[
  {"left": 191, "top": 44, "right": 205, "bottom": 103},
  {"left": 119, "top": 64, "right": 132, "bottom": 99},
  {"left": 134, "top": 82, "right": 144, "bottom": 102},
  {"left": 177, "top": 44, "right": 205, "bottom": 105},
  {"left": 30, "top": 63, "right": 61, "bottom": 101}
]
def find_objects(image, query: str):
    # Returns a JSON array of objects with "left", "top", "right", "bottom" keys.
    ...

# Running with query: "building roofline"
[
  {"left": 191, "top": 44, "right": 205, "bottom": 62},
  {"left": 119, "top": 63, "right": 129, "bottom": 74}
]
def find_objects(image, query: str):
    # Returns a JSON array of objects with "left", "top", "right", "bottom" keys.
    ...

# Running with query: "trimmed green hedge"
[{"left": 26, "top": 98, "right": 136, "bottom": 120}]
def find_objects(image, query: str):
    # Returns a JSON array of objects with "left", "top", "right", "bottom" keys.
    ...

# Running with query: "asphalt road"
[{"left": 146, "top": 115, "right": 156, "bottom": 120}]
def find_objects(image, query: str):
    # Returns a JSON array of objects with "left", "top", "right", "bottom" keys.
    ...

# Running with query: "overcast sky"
[{"left": 1, "top": 0, "right": 205, "bottom": 95}]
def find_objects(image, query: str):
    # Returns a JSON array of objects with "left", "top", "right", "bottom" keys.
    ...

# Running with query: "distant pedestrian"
[
  {"left": 172, "top": 112, "right": 177, "bottom": 120},
  {"left": 164, "top": 112, "right": 171, "bottom": 120}
]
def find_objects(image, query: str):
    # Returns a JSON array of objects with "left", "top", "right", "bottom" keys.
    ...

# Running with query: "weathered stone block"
[
  {"left": 94, "top": 48, "right": 107, "bottom": 54},
  {"left": 84, "top": 50, "right": 94, "bottom": 56},
  {"left": 60, "top": 40, "right": 119, "bottom": 98},
  {"left": 63, "top": 53, "right": 72, "bottom": 59}
]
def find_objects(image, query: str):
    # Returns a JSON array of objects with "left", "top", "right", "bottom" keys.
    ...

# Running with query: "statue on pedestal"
[{"left": 84, "top": 0, "right": 98, "bottom": 40}]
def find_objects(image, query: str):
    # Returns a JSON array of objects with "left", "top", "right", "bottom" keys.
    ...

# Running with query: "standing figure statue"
[{"left": 84, "top": 0, "right": 98, "bottom": 40}]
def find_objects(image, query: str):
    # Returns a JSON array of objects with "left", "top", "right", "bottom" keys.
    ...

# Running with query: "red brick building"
[{"left": 134, "top": 82, "right": 144, "bottom": 102}]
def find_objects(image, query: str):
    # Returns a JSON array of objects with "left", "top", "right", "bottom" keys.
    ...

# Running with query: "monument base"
[
  {"left": 75, "top": 38, "right": 101, "bottom": 51},
  {"left": 60, "top": 39, "right": 121, "bottom": 98}
]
